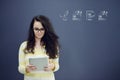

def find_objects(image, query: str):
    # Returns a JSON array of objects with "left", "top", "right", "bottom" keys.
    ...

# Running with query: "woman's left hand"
[{"left": 44, "top": 62, "right": 55, "bottom": 71}]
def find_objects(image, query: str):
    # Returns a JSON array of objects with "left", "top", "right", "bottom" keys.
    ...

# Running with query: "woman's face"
[{"left": 33, "top": 20, "right": 45, "bottom": 39}]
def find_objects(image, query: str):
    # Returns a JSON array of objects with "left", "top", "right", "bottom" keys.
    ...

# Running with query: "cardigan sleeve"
[
  {"left": 52, "top": 47, "right": 60, "bottom": 72},
  {"left": 18, "top": 41, "right": 27, "bottom": 74},
  {"left": 52, "top": 57, "right": 60, "bottom": 72}
]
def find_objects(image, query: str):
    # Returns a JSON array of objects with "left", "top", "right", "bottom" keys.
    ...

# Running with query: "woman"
[{"left": 18, "top": 15, "right": 60, "bottom": 80}]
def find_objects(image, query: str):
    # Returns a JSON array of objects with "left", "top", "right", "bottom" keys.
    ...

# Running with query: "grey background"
[{"left": 0, "top": 0, "right": 120, "bottom": 80}]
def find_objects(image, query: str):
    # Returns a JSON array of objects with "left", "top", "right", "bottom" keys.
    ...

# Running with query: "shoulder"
[
  {"left": 19, "top": 41, "right": 27, "bottom": 49},
  {"left": 20, "top": 41, "right": 27, "bottom": 46}
]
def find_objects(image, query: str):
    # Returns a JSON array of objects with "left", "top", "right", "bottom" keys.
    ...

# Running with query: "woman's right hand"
[{"left": 26, "top": 65, "right": 37, "bottom": 73}]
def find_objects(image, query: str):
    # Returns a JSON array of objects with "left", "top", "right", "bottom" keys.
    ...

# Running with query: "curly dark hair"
[{"left": 24, "top": 15, "right": 60, "bottom": 59}]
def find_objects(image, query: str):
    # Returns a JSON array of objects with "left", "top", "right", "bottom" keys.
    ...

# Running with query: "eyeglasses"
[{"left": 33, "top": 28, "right": 45, "bottom": 32}]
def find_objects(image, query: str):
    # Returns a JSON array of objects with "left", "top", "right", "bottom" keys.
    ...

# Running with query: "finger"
[
  {"left": 31, "top": 66, "right": 37, "bottom": 70},
  {"left": 44, "top": 67, "right": 48, "bottom": 70}
]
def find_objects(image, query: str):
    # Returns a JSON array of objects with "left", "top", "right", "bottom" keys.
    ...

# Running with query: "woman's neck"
[{"left": 35, "top": 38, "right": 41, "bottom": 47}]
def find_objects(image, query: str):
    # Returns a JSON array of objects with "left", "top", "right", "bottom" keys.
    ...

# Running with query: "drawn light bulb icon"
[{"left": 59, "top": 10, "right": 69, "bottom": 21}]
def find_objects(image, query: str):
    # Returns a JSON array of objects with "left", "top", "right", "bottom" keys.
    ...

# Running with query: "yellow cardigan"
[{"left": 18, "top": 41, "right": 59, "bottom": 80}]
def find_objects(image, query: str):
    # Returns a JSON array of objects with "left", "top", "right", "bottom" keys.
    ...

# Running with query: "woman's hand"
[
  {"left": 26, "top": 64, "right": 37, "bottom": 73},
  {"left": 44, "top": 62, "right": 55, "bottom": 71}
]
